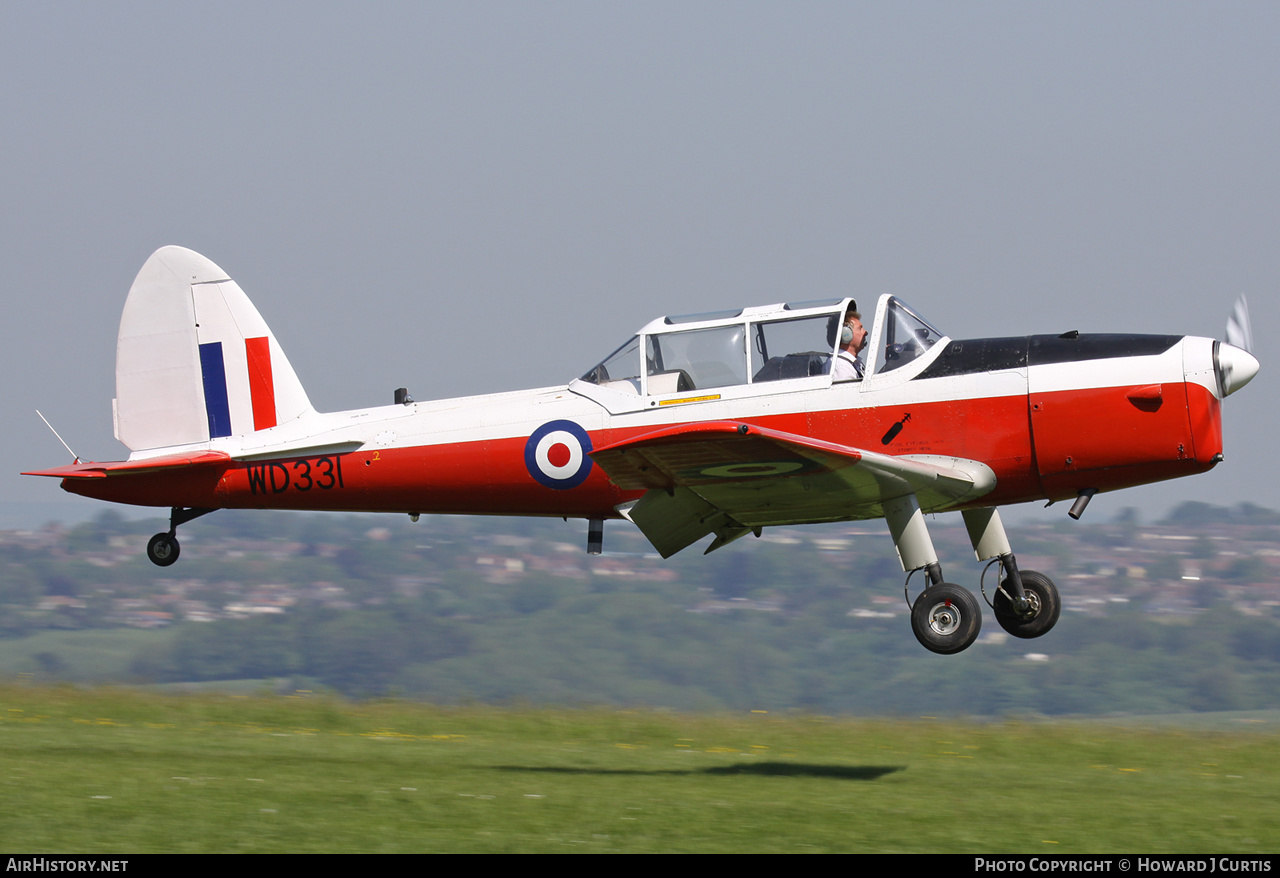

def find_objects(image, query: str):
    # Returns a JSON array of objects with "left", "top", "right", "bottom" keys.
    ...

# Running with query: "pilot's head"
[
  {"left": 828, "top": 301, "right": 863, "bottom": 349},
  {"left": 840, "top": 307, "right": 867, "bottom": 354}
]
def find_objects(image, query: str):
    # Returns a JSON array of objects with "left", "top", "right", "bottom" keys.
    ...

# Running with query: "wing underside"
[{"left": 590, "top": 421, "right": 995, "bottom": 558}]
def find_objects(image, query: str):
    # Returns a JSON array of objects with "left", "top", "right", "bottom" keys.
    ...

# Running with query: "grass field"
[{"left": 1, "top": 683, "right": 1277, "bottom": 853}]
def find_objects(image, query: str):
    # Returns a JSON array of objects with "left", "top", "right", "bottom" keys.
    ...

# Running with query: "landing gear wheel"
[
  {"left": 911, "top": 583, "right": 982, "bottom": 654},
  {"left": 146, "top": 533, "right": 180, "bottom": 567},
  {"left": 993, "top": 570, "right": 1060, "bottom": 639}
]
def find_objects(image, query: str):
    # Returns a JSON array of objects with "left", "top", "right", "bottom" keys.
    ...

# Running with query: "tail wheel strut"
[{"left": 145, "top": 507, "right": 215, "bottom": 567}]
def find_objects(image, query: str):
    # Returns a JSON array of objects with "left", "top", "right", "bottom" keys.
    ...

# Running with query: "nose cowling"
[{"left": 1216, "top": 341, "right": 1260, "bottom": 398}]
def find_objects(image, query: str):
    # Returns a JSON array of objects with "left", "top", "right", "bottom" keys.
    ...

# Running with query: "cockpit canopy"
[{"left": 578, "top": 294, "right": 944, "bottom": 398}]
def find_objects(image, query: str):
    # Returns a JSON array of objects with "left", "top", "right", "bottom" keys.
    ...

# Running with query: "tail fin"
[{"left": 114, "top": 246, "right": 314, "bottom": 452}]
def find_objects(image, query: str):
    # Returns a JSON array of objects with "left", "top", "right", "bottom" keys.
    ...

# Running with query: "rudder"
[{"left": 114, "top": 246, "right": 314, "bottom": 451}]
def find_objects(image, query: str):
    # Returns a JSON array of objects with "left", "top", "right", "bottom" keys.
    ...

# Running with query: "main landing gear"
[
  {"left": 989, "top": 568, "right": 1061, "bottom": 639},
  {"left": 909, "top": 578, "right": 982, "bottom": 655},
  {"left": 887, "top": 498, "right": 1060, "bottom": 655},
  {"left": 145, "top": 507, "right": 215, "bottom": 567}
]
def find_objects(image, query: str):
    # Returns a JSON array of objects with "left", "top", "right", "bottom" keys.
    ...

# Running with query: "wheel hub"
[
  {"left": 1016, "top": 591, "right": 1041, "bottom": 620},
  {"left": 927, "top": 600, "right": 961, "bottom": 636}
]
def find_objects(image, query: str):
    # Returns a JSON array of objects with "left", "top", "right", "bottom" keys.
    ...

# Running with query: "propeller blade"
[
  {"left": 1217, "top": 295, "right": 1259, "bottom": 397},
  {"left": 1225, "top": 295, "right": 1253, "bottom": 353}
]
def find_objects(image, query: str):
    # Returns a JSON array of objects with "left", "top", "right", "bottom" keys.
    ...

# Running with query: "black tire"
[
  {"left": 993, "top": 570, "right": 1060, "bottom": 639},
  {"left": 911, "top": 583, "right": 982, "bottom": 655},
  {"left": 146, "top": 533, "right": 180, "bottom": 567}
]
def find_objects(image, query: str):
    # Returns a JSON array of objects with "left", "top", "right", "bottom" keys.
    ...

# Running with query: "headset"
[{"left": 826, "top": 299, "right": 859, "bottom": 348}]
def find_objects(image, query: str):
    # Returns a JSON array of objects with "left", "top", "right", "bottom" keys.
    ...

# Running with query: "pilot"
[{"left": 833, "top": 306, "right": 868, "bottom": 380}]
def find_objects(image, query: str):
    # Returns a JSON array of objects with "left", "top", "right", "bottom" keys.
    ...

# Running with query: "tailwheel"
[
  {"left": 993, "top": 570, "right": 1060, "bottom": 639},
  {"left": 146, "top": 533, "right": 180, "bottom": 567},
  {"left": 911, "top": 583, "right": 982, "bottom": 654}
]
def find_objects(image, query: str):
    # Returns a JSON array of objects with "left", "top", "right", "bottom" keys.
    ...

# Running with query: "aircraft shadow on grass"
[{"left": 496, "top": 762, "right": 904, "bottom": 780}]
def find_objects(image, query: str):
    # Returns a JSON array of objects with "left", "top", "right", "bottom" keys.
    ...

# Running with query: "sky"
[{"left": 3, "top": 1, "right": 1277, "bottom": 527}]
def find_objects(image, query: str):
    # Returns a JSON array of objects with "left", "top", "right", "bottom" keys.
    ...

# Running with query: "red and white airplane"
[{"left": 25, "top": 246, "right": 1260, "bottom": 654}]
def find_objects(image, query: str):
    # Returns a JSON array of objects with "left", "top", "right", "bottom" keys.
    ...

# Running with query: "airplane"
[{"left": 24, "top": 246, "right": 1260, "bottom": 654}]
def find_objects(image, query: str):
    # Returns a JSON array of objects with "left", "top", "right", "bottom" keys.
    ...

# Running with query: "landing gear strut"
[
  {"left": 966, "top": 507, "right": 1060, "bottom": 640},
  {"left": 886, "top": 495, "right": 984, "bottom": 655},
  {"left": 145, "top": 507, "right": 214, "bottom": 567}
]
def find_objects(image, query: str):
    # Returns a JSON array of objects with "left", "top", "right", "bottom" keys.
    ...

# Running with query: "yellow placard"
[{"left": 658, "top": 394, "right": 722, "bottom": 406}]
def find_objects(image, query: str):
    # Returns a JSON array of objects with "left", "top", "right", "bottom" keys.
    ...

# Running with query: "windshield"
[
  {"left": 877, "top": 298, "right": 944, "bottom": 374},
  {"left": 580, "top": 336, "right": 642, "bottom": 394}
]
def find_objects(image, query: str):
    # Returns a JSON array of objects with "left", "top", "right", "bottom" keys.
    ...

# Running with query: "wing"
[{"left": 590, "top": 421, "right": 995, "bottom": 558}]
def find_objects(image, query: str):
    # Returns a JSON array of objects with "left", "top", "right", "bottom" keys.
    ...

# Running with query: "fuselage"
[{"left": 61, "top": 329, "right": 1225, "bottom": 523}]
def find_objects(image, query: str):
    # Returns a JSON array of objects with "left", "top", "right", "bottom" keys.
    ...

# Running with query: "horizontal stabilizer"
[{"left": 23, "top": 451, "right": 232, "bottom": 480}]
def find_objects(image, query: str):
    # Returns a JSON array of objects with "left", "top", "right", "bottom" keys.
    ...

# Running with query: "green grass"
[{"left": 1, "top": 684, "right": 1277, "bottom": 853}]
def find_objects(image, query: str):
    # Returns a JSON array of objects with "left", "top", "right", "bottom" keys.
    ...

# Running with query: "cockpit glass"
[
  {"left": 580, "top": 335, "right": 642, "bottom": 394},
  {"left": 750, "top": 315, "right": 835, "bottom": 382},
  {"left": 580, "top": 299, "right": 876, "bottom": 397},
  {"left": 878, "top": 298, "right": 944, "bottom": 374},
  {"left": 646, "top": 325, "right": 746, "bottom": 393}
]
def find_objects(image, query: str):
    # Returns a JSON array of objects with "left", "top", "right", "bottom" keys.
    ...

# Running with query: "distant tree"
[
  {"left": 1113, "top": 507, "right": 1141, "bottom": 525},
  {"left": 1162, "top": 501, "right": 1231, "bottom": 525},
  {"left": 1192, "top": 579, "right": 1222, "bottom": 609},
  {"left": 511, "top": 572, "right": 567, "bottom": 614},
  {"left": 304, "top": 611, "right": 408, "bottom": 694},
  {"left": 32, "top": 651, "right": 66, "bottom": 676},
  {"left": 1188, "top": 665, "right": 1243, "bottom": 712},
  {"left": 1225, "top": 554, "right": 1268, "bottom": 583},
  {"left": 0, "top": 566, "right": 41, "bottom": 607},
  {"left": 1232, "top": 617, "right": 1280, "bottom": 663},
  {"left": 1145, "top": 553, "right": 1183, "bottom": 582},
  {"left": 1234, "top": 503, "right": 1280, "bottom": 524},
  {"left": 65, "top": 520, "right": 111, "bottom": 552}
]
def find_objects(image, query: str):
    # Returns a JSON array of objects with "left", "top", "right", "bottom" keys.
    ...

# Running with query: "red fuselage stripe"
[{"left": 59, "top": 381, "right": 1222, "bottom": 521}]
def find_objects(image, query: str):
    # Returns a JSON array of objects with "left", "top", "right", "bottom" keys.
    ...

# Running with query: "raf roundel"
[
  {"left": 698, "top": 461, "right": 808, "bottom": 478},
  {"left": 524, "top": 420, "right": 594, "bottom": 490}
]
